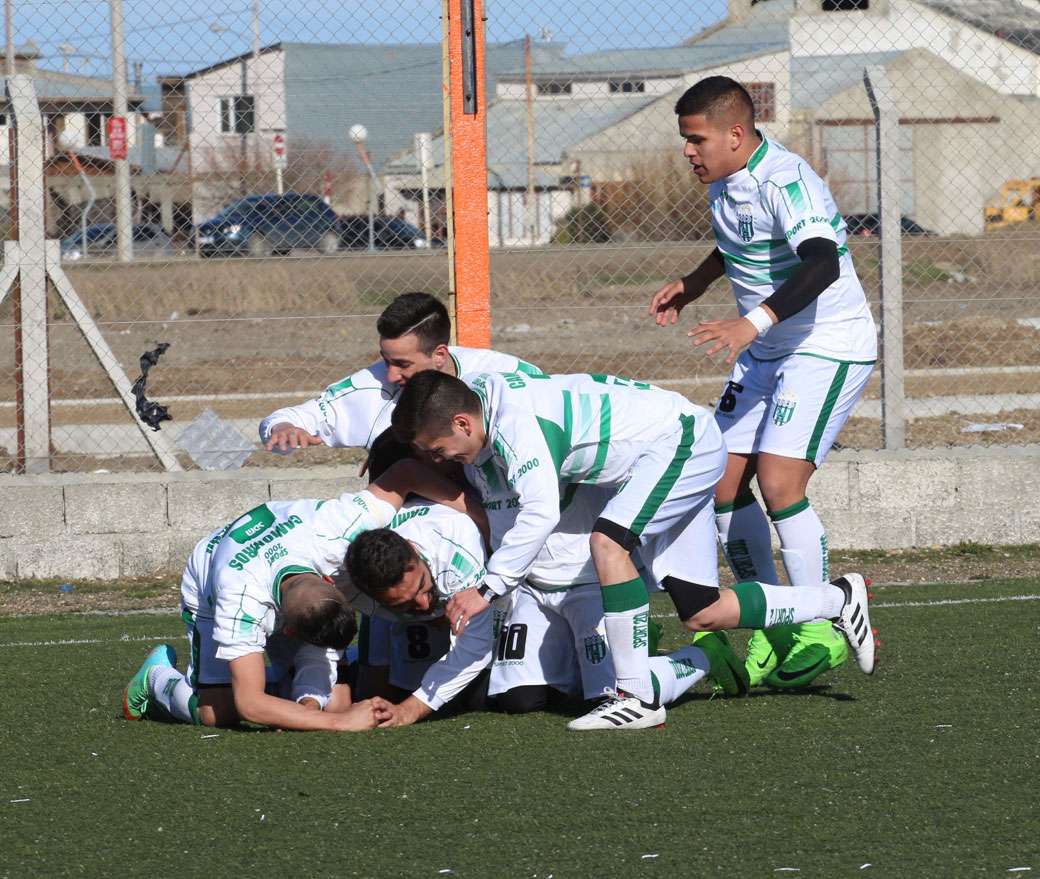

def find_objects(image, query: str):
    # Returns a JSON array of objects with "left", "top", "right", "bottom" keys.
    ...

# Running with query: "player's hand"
[
  {"left": 332, "top": 697, "right": 392, "bottom": 731},
  {"left": 689, "top": 317, "right": 759, "bottom": 365},
  {"left": 264, "top": 422, "right": 323, "bottom": 453},
  {"left": 376, "top": 697, "right": 429, "bottom": 729},
  {"left": 648, "top": 279, "right": 690, "bottom": 326},
  {"left": 445, "top": 587, "right": 490, "bottom": 636}
]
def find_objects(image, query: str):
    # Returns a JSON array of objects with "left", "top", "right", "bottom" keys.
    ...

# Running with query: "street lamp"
[{"left": 350, "top": 123, "right": 377, "bottom": 252}]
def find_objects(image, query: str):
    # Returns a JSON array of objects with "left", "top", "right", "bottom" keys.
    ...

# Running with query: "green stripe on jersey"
[
  {"left": 784, "top": 180, "right": 808, "bottom": 212},
  {"left": 586, "top": 394, "right": 612, "bottom": 483},
  {"left": 747, "top": 138, "right": 768, "bottom": 173},
  {"left": 719, "top": 247, "right": 800, "bottom": 270}
]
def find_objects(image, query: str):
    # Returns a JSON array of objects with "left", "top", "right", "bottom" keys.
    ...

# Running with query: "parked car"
[
  {"left": 844, "top": 213, "right": 936, "bottom": 237},
  {"left": 60, "top": 223, "right": 175, "bottom": 261},
  {"left": 338, "top": 215, "right": 440, "bottom": 249},
  {"left": 196, "top": 193, "right": 340, "bottom": 257}
]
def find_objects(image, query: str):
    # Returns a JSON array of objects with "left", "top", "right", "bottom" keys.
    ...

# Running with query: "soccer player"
[
  {"left": 343, "top": 501, "right": 730, "bottom": 727},
  {"left": 391, "top": 370, "right": 875, "bottom": 731},
  {"left": 260, "top": 291, "right": 542, "bottom": 455},
  {"left": 121, "top": 459, "right": 481, "bottom": 732},
  {"left": 648, "top": 76, "right": 879, "bottom": 688},
  {"left": 338, "top": 502, "right": 496, "bottom": 727}
]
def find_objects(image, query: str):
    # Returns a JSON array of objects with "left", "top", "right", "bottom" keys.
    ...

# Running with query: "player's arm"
[
  {"left": 446, "top": 415, "right": 561, "bottom": 631},
  {"left": 369, "top": 458, "right": 490, "bottom": 543},
  {"left": 288, "top": 643, "right": 340, "bottom": 710},
  {"left": 228, "top": 651, "right": 392, "bottom": 731},
  {"left": 379, "top": 605, "right": 495, "bottom": 728},
  {"left": 648, "top": 248, "right": 725, "bottom": 325},
  {"left": 261, "top": 363, "right": 393, "bottom": 453}
]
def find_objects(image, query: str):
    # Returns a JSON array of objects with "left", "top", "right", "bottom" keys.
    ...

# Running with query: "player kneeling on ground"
[
  {"left": 392, "top": 370, "right": 878, "bottom": 732},
  {"left": 122, "top": 459, "right": 482, "bottom": 732}
]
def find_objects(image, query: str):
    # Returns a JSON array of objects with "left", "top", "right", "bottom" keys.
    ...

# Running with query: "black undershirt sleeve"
[{"left": 761, "top": 237, "right": 840, "bottom": 323}]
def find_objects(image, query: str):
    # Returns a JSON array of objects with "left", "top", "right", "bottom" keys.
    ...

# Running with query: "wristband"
[
  {"left": 743, "top": 305, "right": 775, "bottom": 337},
  {"left": 476, "top": 583, "right": 500, "bottom": 602}
]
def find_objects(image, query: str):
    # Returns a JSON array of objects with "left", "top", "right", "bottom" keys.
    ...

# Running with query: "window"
[
  {"left": 608, "top": 79, "right": 646, "bottom": 94},
  {"left": 219, "top": 96, "right": 255, "bottom": 134},
  {"left": 746, "top": 82, "right": 775, "bottom": 122},
  {"left": 536, "top": 81, "right": 572, "bottom": 96},
  {"left": 86, "top": 112, "right": 104, "bottom": 146},
  {"left": 822, "top": 0, "right": 869, "bottom": 9}
]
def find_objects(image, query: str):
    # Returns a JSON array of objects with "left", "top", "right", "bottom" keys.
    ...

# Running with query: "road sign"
[
  {"left": 272, "top": 133, "right": 287, "bottom": 170},
  {"left": 107, "top": 116, "right": 128, "bottom": 161}
]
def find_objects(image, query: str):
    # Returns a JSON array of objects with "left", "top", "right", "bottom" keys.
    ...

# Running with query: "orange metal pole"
[{"left": 445, "top": 0, "right": 491, "bottom": 348}]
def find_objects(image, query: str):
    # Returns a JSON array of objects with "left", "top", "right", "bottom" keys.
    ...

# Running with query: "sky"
[{"left": 13, "top": 0, "right": 729, "bottom": 83}]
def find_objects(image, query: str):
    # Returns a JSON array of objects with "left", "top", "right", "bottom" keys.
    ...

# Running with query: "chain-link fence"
[{"left": 2, "top": 0, "right": 1038, "bottom": 474}]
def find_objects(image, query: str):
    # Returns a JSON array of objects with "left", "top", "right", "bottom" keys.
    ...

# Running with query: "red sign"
[
  {"left": 106, "top": 115, "right": 128, "bottom": 161},
  {"left": 272, "top": 133, "right": 286, "bottom": 157}
]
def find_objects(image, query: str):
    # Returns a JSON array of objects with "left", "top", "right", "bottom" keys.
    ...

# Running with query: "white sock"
[
  {"left": 771, "top": 499, "right": 829, "bottom": 624},
  {"left": 732, "top": 580, "right": 846, "bottom": 627},
  {"left": 602, "top": 578, "right": 654, "bottom": 703},
  {"left": 650, "top": 646, "right": 709, "bottom": 705},
  {"left": 716, "top": 491, "right": 780, "bottom": 583},
  {"left": 147, "top": 666, "right": 199, "bottom": 724}
]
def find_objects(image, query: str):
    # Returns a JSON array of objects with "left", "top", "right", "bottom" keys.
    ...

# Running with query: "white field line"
[{"left": 0, "top": 593, "right": 1038, "bottom": 648}]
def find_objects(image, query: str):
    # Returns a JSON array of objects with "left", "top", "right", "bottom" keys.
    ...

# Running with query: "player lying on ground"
[
  {"left": 122, "top": 459, "right": 485, "bottom": 732},
  {"left": 342, "top": 511, "right": 737, "bottom": 727},
  {"left": 392, "top": 370, "right": 877, "bottom": 731},
  {"left": 260, "top": 290, "right": 542, "bottom": 456},
  {"left": 649, "top": 76, "right": 878, "bottom": 689}
]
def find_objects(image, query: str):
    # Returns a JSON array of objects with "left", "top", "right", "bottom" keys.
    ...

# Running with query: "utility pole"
[
  {"left": 110, "top": 0, "right": 133, "bottom": 261},
  {"left": 5, "top": 0, "right": 14, "bottom": 77},
  {"left": 524, "top": 35, "right": 536, "bottom": 246}
]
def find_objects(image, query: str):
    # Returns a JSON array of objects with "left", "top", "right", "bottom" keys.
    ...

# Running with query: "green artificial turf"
[{"left": 1, "top": 579, "right": 1037, "bottom": 878}]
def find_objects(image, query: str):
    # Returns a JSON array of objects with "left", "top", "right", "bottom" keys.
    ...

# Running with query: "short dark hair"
[
  {"left": 674, "top": 76, "right": 755, "bottom": 126},
  {"left": 391, "top": 370, "right": 482, "bottom": 444},
  {"left": 365, "top": 427, "right": 416, "bottom": 483},
  {"left": 376, "top": 292, "right": 451, "bottom": 354},
  {"left": 344, "top": 529, "right": 418, "bottom": 598},
  {"left": 290, "top": 594, "right": 358, "bottom": 650}
]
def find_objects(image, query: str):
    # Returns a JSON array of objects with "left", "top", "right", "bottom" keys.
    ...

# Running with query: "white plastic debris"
[
  {"left": 641, "top": 854, "right": 659, "bottom": 859},
  {"left": 177, "top": 408, "right": 254, "bottom": 470},
  {"left": 960, "top": 422, "right": 1023, "bottom": 433}
]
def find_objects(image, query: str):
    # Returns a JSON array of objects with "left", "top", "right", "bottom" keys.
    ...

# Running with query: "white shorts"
[
  {"left": 360, "top": 615, "right": 452, "bottom": 693},
  {"left": 488, "top": 582, "right": 620, "bottom": 701},
  {"left": 599, "top": 408, "right": 724, "bottom": 588},
  {"left": 714, "top": 351, "right": 874, "bottom": 467},
  {"left": 181, "top": 609, "right": 339, "bottom": 705}
]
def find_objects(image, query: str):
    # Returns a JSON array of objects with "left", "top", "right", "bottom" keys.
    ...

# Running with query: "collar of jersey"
[{"left": 720, "top": 134, "right": 769, "bottom": 191}]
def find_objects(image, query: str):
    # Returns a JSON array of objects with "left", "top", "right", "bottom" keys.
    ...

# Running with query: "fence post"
[
  {"left": 864, "top": 66, "right": 905, "bottom": 450},
  {"left": 444, "top": 0, "right": 491, "bottom": 348},
  {"left": 7, "top": 75, "right": 52, "bottom": 473}
]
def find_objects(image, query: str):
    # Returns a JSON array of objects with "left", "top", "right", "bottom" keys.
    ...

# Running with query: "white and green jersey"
[
  {"left": 463, "top": 370, "right": 713, "bottom": 596},
  {"left": 340, "top": 500, "right": 493, "bottom": 711},
  {"left": 260, "top": 346, "right": 543, "bottom": 451},
  {"left": 181, "top": 489, "right": 396, "bottom": 662},
  {"left": 709, "top": 136, "right": 877, "bottom": 362},
  {"left": 338, "top": 500, "right": 487, "bottom": 623}
]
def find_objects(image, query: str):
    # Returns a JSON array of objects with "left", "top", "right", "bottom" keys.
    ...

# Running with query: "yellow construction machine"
[{"left": 984, "top": 178, "right": 1040, "bottom": 230}]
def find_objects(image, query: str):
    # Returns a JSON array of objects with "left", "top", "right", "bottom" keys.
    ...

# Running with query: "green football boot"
[
  {"left": 765, "top": 621, "right": 848, "bottom": 689},
  {"left": 122, "top": 643, "right": 177, "bottom": 721},
  {"left": 745, "top": 625, "right": 797, "bottom": 686},
  {"left": 692, "top": 630, "right": 750, "bottom": 697}
]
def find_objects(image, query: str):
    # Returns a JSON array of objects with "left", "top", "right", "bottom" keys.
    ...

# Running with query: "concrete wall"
[{"left": 1, "top": 446, "right": 1037, "bottom": 581}]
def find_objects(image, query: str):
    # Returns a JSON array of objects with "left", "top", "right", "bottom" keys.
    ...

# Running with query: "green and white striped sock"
[
  {"left": 731, "top": 580, "right": 845, "bottom": 629},
  {"left": 148, "top": 666, "right": 200, "bottom": 725}
]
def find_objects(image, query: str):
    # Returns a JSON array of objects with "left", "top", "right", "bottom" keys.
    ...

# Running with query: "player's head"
[
  {"left": 279, "top": 578, "right": 358, "bottom": 649},
  {"left": 376, "top": 292, "right": 453, "bottom": 386},
  {"left": 343, "top": 529, "right": 442, "bottom": 614},
  {"left": 391, "top": 370, "right": 486, "bottom": 465},
  {"left": 674, "top": 76, "right": 758, "bottom": 184}
]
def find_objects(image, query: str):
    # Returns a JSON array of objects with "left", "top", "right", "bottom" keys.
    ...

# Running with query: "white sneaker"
[
  {"left": 567, "top": 689, "right": 666, "bottom": 731},
  {"left": 831, "top": 573, "right": 877, "bottom": 674}
]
